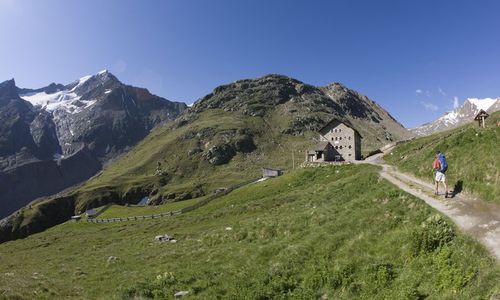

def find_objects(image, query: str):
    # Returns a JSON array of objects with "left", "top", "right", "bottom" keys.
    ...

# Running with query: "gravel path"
[{"left": 363, "top": 150, "right": 500, "bottom": 261}]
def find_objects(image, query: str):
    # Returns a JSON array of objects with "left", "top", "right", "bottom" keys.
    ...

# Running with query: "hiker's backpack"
[{"left": 438, "top": 153, "right": 448, "bottom": 173}]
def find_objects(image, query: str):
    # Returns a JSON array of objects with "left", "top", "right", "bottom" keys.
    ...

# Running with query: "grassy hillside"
[
  {"left": 0, "top": 165, "right": 498, "bottom": 299},
  {"left": 75, "top": 108, "right": 314, "bottom": 208},
  {"left": 384, "top": 111, "right": 500, "bottom": 203}
]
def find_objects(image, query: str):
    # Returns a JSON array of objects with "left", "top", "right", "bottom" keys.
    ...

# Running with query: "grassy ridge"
[
  {"left": 0, "top": 165, "right": 498, "bottom": 299},
  {"left": 384, "top": 111, "right": 500, "bottom": 203}
]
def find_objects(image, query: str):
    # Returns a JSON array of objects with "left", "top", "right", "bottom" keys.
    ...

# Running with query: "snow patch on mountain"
[
  {"left": 69, "top": 75, "right": 92, "bottom": 92},
  {"left": 19, "top": 73, "right": 104, "bottom": 113},
  {"left": 20, "top": 90, "right": 96, "bottom": 113},
  {"left": 441, "top": 110, "right": 460, "bottom": 125},
  {"left": 467, "top": 98, "right": 497, "bottom": 112}
]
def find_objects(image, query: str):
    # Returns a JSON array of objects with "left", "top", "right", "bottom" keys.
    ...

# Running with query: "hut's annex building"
[{"left": 306, "top": 119, "right": 361, "bottom": 163}]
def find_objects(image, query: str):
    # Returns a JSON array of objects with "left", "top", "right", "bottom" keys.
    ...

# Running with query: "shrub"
[
  {"left": 435, "top": 246, "right": 477, "bottom": 290},
  {"left": 409, "top": 214, "right": 455, "bottom": 256},
  {"left": 122, "top": 271, "right": 179, "bottom": 299}
]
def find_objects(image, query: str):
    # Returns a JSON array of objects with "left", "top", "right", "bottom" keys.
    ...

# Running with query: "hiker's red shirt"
[{"left": 433, "top": 159, "right": 440, "bottom": 170}]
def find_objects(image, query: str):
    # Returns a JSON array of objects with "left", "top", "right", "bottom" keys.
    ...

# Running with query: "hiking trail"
[{"left": 362, "top": 147, "right": 500, "bottom": 261}]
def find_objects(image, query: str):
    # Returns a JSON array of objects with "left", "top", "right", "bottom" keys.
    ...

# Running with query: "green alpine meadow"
[{"left": 1, "top": 165, "right": 499, "bottom": 299}]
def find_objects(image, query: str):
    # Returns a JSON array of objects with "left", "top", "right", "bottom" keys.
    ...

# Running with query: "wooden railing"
[{"left": 86, "top": 177, "right": 261, "bottom": 223}]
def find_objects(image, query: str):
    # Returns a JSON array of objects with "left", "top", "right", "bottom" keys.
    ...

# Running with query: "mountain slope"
[
  {"left": 0, "top": 165, "right": 498, "bottom": 299},
  {"left": 0, "top": 79, "right": 39, "bottom": 158},
  {"left": 386, "top": 111, "right": 500, "bottom": 202},
  {"left": 0, "top": 74, "right": 410, "bottom": 242},
  {"left": 0, "top": 72, "right": 186, "bottom": 218},
  {"left": 412, "top": 97, "right": 500, "bottom": 136}
]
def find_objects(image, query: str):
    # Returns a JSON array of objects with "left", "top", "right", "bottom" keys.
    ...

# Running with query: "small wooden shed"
[
  {"left": 262, "top": 167, "right": 283, "bottom": 178},
  {"left": 474, "top": 110, "right": 489, "bottom": 128},
  {"left": 137, "top": 196, "right": 150, "bottom": 206},
  {"left": 85, "top": 209, "right": 99, "bottom": 219}
]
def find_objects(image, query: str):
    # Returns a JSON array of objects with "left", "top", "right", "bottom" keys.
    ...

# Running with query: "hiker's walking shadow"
[{"left": 449, "top": 180, "right": 463, "bottom": 198}]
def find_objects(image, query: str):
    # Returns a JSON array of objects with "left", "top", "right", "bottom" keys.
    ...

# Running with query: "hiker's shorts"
[{"left": 435, "top": 171, "right": 446, "bottom": 182}]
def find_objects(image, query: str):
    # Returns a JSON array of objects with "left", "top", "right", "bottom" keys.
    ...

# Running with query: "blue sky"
[{"left": 1, "top": 0, "right": 499, "bottom": 128}]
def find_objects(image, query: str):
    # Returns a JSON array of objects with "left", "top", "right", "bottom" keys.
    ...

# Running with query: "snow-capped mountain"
[
  {"left": 18, "top": 70, "right": 118, "bottom": 114},
  {"left": 0, "top": 71, "right": 187, "bottom": 218},
  {"left": 412, "top": 97, "right": 500, "bottom": 136}
]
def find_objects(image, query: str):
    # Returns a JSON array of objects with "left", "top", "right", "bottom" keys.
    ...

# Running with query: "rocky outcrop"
[
  {"left": 204, "top": 144, "right": 236, "bottom": 165},
  {"left": 29, "top": 110, "right": 61, "bottom": 159}
]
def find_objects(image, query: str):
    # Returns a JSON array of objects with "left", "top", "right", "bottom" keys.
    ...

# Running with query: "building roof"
[
  {"left": 474, "top": 109, "right": 489, "bottom": 120},
  {"left": 318, "top": 118, "right": 362, "bottom": 137},
  {"left": 85, "top": 209, "right": 98, "bottom": 216},
  {"left": 137, "top": 196, "right": 150, "bottom": 206},
  {"left": 310, "top": 141, "right": 331, "bottom": 151},
  {"left": 262, "top": 167, "right": 283, "bottom": 171}
]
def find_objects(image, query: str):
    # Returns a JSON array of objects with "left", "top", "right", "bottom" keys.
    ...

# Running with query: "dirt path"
[{"left": 363, "top": 150, "right": 500, "bottom": 261}]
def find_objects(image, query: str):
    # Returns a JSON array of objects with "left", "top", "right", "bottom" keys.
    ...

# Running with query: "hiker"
[{"left": 433, "top": 151, "right": 449, "bottom": 197}]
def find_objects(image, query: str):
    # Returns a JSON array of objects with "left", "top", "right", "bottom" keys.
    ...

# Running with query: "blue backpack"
[{"left": 438, "top": 153, "right": 448, "bottom": 173}]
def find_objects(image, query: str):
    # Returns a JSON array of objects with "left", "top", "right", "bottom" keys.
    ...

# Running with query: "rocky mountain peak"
[
  {"left": 66, "top": 70, "right": 122, "bottom": 97},
  {"left": 323, "top": 82, "right": 347, "bottom": 91},
  {"left": 0, "top": 79, "right": 19, "bottom": 104},
  {"left": 0, "top": 78, "right": 16, "bottom": 90},
  {"left": 192, "top": 74, "right": 321, "bottom": 115},
  {"left": 43, "top": 83, "right": 66, "bottom": 94},
  {"left": 411, "top": 97, "right": 500, "bottom": 136}
]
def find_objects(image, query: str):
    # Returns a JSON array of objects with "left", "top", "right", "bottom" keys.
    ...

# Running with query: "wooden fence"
[{"left": 86, "top": 177, "right": 260, "bottom": 223}]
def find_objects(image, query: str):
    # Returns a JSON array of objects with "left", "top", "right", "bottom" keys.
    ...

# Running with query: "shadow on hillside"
[{"left": 451, "top": 180, "right": 463, "bottom": 198}]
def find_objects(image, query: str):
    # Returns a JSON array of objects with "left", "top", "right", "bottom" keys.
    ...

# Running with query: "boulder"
[
  {"left": 155, "top": 234, "right": 176, "bottom": 243},
  {"left": 203, "top": 144, "right": 235, "bottom": 165},
  {"left": 107, "top": 256, "right": 117, "bottom": 264},
  {"left": 188, "top": 148, "right": 202, "bottom": 156},
  {"left": 174, "top": 291, "right": 189, "bottom": 298}
]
